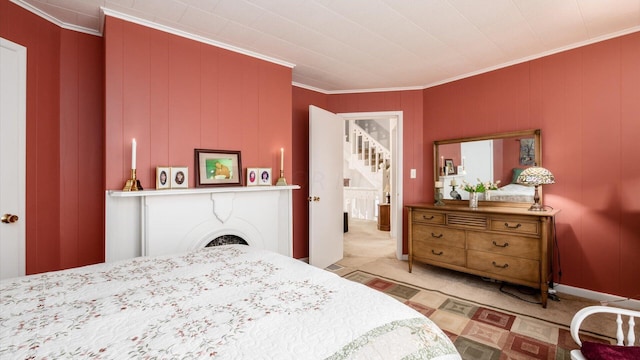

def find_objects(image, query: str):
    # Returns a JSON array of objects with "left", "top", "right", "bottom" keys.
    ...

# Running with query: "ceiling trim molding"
[
  {"left": 296, "top": 27, "right": 639, "bottom": 94},
  {"left": 101, "top": 7, "right": 295, "bottom": 70},
  {"left": 10, "top": 0, "right": 101, "bottom": 36},
  {"left": 292, "top": 82, "right": 424, "bottom": 95},
  {"left": 422, "top": 27, "right": 640, "bottom": 90}
]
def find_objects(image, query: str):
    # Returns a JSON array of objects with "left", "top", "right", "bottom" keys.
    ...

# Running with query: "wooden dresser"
[{"left": 407, "top": 204, "right": 559, "bottom": 307}]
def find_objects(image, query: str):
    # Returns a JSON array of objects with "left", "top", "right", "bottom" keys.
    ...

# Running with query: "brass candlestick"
[
  {"left": 123, "top": 169, "right": 139, "bottom": 191},
  {"left": 276, "top": 169, "right": 287, "bottom": 186}
]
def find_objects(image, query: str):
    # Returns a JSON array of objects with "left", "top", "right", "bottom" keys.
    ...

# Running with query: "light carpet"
[{"left": 333, "top": 219, "right": 626, "bottom": 341}]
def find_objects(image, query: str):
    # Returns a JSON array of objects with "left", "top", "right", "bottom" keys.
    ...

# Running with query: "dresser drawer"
[
  {"left": 412, "top": 210, "right": 445, "bottom": 225},
  {"left": 413, "top": 240, "right": 466, "bottom": 267},
  {"left": 490, "top": 217, "right": 539, "bottom": 236},
  {"left": 412, "top": 224, "right": 465, "bottom": 248},
  {"left": 467, "top": 231, "right": 540, "bottom": 260},
  {"left": 467, "top": 250, "right": 540, "bottom": 283}
]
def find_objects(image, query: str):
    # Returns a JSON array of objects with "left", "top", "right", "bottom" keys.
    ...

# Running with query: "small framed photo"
[
  {"left": 156, "top": 167, "right": 170, "bottom": 190},
  {"left": 171, "top": 167, "right": 188, "bottom": 189},
  {"left": 246, "top": 168, "right": 259, "bottom": 186},
  {"left": 258, "top": 168, "right": 272, "bottom": 186},
  {"left": 444, "top": 159, "right": 457, "bottom": 175},
  {"left": 194, "top": 149, "right": 242, "bottom": 187}
]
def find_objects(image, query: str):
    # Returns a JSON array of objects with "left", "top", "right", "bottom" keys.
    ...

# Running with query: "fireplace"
[
  {"left": 105, "top": 186, "right": 298, "bottom": 262},
  {"left": 205, "top": 235, "right": 248, "bottom": 247}
]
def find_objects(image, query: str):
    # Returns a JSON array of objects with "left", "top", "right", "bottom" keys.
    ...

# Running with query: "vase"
[{"left": 469, "top": 192, "right": 479, "bottom": 208}]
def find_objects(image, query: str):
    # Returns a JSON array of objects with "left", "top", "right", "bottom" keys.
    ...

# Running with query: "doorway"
[{"left": 339, "top": 111, "right": 403, "bottom": 260}]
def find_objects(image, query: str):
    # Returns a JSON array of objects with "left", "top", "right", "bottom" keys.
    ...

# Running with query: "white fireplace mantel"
[{"left": 105, "top": 185, "right": 299, "bottom": 262}]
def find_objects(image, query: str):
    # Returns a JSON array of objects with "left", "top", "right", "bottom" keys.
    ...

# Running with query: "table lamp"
[{"left": 516, "top": 166, "right": 555, "bottom": 211}]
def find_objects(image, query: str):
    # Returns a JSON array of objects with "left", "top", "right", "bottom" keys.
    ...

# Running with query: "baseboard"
[{"left": 553, "top": 283, "right": 640, "bottom": 311}]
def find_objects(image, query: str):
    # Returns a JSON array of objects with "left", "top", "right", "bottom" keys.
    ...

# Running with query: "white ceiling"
[{"left": 12, "top": 0, "right": 640, "bottom": 93}]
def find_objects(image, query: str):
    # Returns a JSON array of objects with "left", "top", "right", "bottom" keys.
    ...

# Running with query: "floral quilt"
[{"left": 1, "top": 245, "right": 460, "bottom": 359}]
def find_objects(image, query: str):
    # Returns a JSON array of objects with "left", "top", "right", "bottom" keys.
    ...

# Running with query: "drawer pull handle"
[
  {"left": 492, "top": 261, "right": 509, "bottom": 269},
  {"left": 503, "top": 222, "right": 522, "bottom": 230},
  {"left": 423, "top": 215, "right": 435, "bottom": 220},
  {"left": 431, "top": 250, "right": 443, "bottom": 256},
  {"left": 492, "top": 241, "right": 509, "bottom": 248},
  {"left": 431, "top": 232, "right": 443, "bottom": 238}
]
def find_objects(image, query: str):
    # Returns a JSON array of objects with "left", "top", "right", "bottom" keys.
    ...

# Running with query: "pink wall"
[
  {"left": 424, "top": 32, "right": 640, "bottom": 299},
  {"left": 103, "top": 16, "right": 292, "bottom": 191},
  {"left": 290, "top": 90, "right": 425, "bottom": 254},
  {"left": 0, "top": 0, "right": 104, "bottom": 274}
]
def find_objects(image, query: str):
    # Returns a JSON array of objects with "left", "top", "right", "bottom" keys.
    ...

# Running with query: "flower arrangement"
[{"left": 462, "top": 179, "right": 501, "bottom": 193}]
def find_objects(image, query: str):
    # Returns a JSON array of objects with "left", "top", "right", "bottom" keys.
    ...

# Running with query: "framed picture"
[
  {"left": 519, "top": 138, "right": 535, "bottom": 166},
  {"left": 194, "top": 149, "right": 242, "bottom": 187},
  {"left": 444, "top": 159, "right": 457, "bottom": 175},
  {"left": 258, "top": 168, "right": 272, "bottom": 186},
  {"left": 246, "top": 168, "right": 259, "bottom": 186},
  {"left": 170, "top": 167, "right": 188, "bottom": 188},
  {"left": 156, "top": 167, "right": 170, "bottom": 190}
]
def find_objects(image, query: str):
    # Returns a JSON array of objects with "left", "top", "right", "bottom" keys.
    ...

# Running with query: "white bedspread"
[
  {"left": 1, "top": 245, "right": 460, "bottom": 360},
  {"left": 487, "top": 183, "right": 534, "bottom": 202}
]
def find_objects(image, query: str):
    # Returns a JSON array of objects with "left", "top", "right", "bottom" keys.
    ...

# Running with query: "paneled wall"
[
  {"left": 0, "top": 0, "right": 104, "bottom": 273},
  {"left": 104, "top": 16, "right": 292, "bottom": 191},
  {"left": 423, "top": 32, "right": 640, "bottom": 298}
]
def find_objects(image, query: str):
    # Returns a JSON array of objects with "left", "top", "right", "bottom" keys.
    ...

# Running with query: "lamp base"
[
  {"left": 528, "top": 202, "right": 546, "bottom": 211},
  {"left": 527, "top": 185, "right": 545, "bottom": 211}
]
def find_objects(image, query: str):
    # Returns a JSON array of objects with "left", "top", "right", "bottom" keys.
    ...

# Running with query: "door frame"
[{"left": 339, "top": 111, "right": 404, "bottom": 260}]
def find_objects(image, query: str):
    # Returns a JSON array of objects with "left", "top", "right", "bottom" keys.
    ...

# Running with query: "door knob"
[{"left": 1, "top": 214, "right": 19, "bottom": 224}]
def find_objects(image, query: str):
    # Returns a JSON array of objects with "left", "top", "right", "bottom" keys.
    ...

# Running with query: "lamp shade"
[{"left": 516, "top": 166, "right": 555, "bottom": 186}]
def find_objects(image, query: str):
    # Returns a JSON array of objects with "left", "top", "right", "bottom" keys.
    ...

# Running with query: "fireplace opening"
[{"left": 205, "top": 235, "right": 248, "bottom": 247}]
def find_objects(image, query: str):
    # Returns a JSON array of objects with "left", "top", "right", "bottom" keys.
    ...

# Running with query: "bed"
[
  {"left": 0, "top": 245, "right": 460, "bottom": 359},
  {"left": 486, "top": 183, "right": 534, "bottom": 203}
]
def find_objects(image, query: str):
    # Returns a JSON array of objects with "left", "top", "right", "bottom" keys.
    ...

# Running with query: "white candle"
[
  {"left": 435, "top": 181, "right": 443, "bottom": 188},
  {"left": 131, "top": 138, "right": 137, "bottom": 170},
  {"left": 280, "top": 148, "right": 284, "bottom": 171},
  {"left": 462, "top": 156, "right": 465, "bottom": 169},
  {"left": 451, "top": 178, "right": 457, "bottom": 186}
]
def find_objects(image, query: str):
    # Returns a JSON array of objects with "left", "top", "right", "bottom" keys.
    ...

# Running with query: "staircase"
[
  {"left": 343, "top": 121, "right": 391, "bottom": 221},
  {"left": 344, "top": 122, "right": 391, "bottom": 189}
]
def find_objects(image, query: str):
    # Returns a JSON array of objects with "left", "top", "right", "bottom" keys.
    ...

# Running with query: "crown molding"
[
  {"left": 10, "top": 0, "right": 101, "bottom": 36},
  {"left": 101, "top": 8, "right": 295, "bottom": 69},
  {"left": 292, "top": 82, "right": 424, "bottom": 95}
]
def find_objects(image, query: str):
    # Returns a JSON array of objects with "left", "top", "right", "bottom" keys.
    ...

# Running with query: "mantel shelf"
[{"left": 108, "top": 185, "right": 300, "bottom": 197}]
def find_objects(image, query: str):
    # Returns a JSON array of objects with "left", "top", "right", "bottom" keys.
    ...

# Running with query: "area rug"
[{"left": 338, "top": 269, "right": 613, "bottom": 360}]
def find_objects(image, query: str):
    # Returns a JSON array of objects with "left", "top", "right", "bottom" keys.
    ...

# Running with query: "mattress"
[
  {"left": 486, "top": 183, "right": 534, "bottom": 202},
  {"left": 0, "top": 245, "right": 460, "bottom": 359}
]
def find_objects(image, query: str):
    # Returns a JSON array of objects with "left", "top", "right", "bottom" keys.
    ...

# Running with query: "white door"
[
  {"left": 0, "top": 38, "right": 27, "bottom": 280},
  {"left": 309, "top": 105, "right": 344, "bottom": 268}
]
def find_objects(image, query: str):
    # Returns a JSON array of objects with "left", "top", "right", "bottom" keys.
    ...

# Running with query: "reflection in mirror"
[{"left": 434, "top": 130, "right": 541, "bottom": 207}]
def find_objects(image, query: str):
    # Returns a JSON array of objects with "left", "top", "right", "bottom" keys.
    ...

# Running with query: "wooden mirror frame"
[{"left": 434, "top": 129, "right": 542, "bottom": 208}]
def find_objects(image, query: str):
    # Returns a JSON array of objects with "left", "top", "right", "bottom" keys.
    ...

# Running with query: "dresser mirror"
[{"left": 434, "top": 129, "right": 541, "bottom": 207}]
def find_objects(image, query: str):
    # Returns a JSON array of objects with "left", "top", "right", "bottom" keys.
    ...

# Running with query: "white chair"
[{"left": 570, "top": 305, "right": 640, "bottom": 360}]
